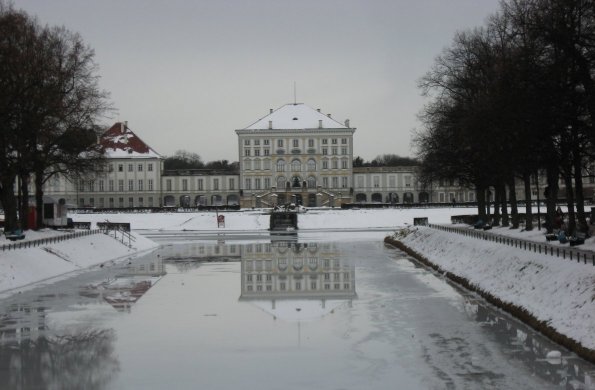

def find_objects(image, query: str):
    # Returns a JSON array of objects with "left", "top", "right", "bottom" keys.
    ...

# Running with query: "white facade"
[{"left": 235, "top": 103, "right": 356, "bottom": 207}]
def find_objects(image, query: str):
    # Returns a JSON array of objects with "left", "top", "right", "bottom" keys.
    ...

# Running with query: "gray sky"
[{"left": 16, "top": 0, "right": 500, "bottom": 162}]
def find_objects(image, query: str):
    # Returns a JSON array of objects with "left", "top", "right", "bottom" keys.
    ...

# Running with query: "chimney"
[
  {"left": 268, "top": 120, "right": 273, "bottom": 129},
  {"left": 120, "top": 122, "right": 124, "bottom": 133},
  {"left": 327, "top": 113, "right": 331, "bottom": 118},
  {"left": 318, "top": 120, "right": 323, "bottom": 129},
  {"left": 317, "top": 108, "right": 321, "bottom": 112},
  {"left": 345, "top": 119, "right": 350, "bottom": 127},
  {"left": 269, "top": 108, "right": 273, "bottom": 114}
]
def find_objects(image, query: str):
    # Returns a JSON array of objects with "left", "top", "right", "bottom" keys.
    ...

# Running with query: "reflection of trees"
[{"left": 0, "top": 328, "right": 119, "bottom": 390}]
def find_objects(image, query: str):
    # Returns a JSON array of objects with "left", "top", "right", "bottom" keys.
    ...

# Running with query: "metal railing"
[
  {"left": 428, "top": 224, "right": 595, "bottom": 266},
  {"left": 1, "top": 229, "right": 102, "bottom": 252}
]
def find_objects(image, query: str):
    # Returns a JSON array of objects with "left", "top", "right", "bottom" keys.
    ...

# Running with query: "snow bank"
[
  {"left": 390, "top": 226, "right": 595, "bottom": 358},
  {"left": 0, "top": 231, "right": 158, "bottom": 296}
]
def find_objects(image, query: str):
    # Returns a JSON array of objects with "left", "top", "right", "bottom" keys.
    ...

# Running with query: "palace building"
[{"left": 46, "top": 103, "right": 562, "bottom": 209}]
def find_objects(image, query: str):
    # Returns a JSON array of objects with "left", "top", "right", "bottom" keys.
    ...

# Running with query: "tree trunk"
[
  {"left": 508, "top": 176, "right": 518, "bottom": 228},
  {"left": 500, "top": 183, "right": 509, "bottom": 227},
  {"left": 19, "top": 173, "right": 30, "bottom": 230},
  {"left": 545, "top": 164, "right": 559, "bottom": 234},
  {"left": 477, "top": 185, "right": 487, "bottom": 221},
  {"left": 493, "top": 185, "right": 501, "bottom": 226},
  {"left": 563, "top": 167, "right": 576, "bottom": 235},
  {"left": 35, "top": 170, "right": 45, "bottom": 230},
  {"left": 522, "top": 172, "right": 533, "bottom": 230},
  {"left": 0, "top": 177, "right": 19, "bottom": 231},
  {"left": 572, "top": 142, "right": 588, "bottom": 232}
]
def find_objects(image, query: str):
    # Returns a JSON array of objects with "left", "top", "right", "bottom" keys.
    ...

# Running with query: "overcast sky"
[{"left": 15, "top": 0, "right": 501, "bottom": 162}]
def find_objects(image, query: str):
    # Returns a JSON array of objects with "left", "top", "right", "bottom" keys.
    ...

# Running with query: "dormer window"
[{"left": 292, "top": 117, "right": 298, "bottom": 120}]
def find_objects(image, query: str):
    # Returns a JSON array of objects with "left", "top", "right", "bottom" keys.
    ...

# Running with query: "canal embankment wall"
[{"left": 384, "top": 226, "right": 595, "bottom": 364}]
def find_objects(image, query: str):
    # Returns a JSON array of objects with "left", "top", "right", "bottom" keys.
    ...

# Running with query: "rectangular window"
[
  {"left": 254, "top": 139, "right": 260, "bottom": 146},
  {"left": 148, "top": 163, "right": 153, "bottom": 172},
  {"left": 109, "top": 180, "right": 114, "bottom": 191},
  {"left": 322, "top": 139, "right": 328, "bottom": 144},
  {"left": 109, "top": 164, "right": 114, "bottom": 172},
  {"left": 138, "top": 197, "right": 144, "bottom": 206},
  {"left": 373, "top": 176, "right": 380, "bottom": 188},
  {"left": 244, "top": 149, "right": 250, "bottom": 156},
  {"left": 229, "top": 178, "right": 235, "bottom": 190},
  {"left": 148, "top": 196, "right": 153, "bottom": 206},
  {"left": 128, "top": 197, "right": 134, "bottom": 207},
  {"left": 244, "top": 139, "right": 250, "bottom": 146},
  {"left": 264, "top": 149, "right": 270, "bottom": 156},
  {"left": 138, "top": 164, "right": 143, "bottom": 172},
  {"left": 213, "top": 179, "right": 219, "bottom": 190},
  {"left": 148, "top": 179, "right": 153, "bottom": 190},
  {"left": 341, "top": 147, "right": 347, "bottom": 155},
  {"left": 405, "top": 176, "right": 411, "bottom": 187},
  {"left": 99, "top": 180, "right": 104, "bottom": 192},
  {"left": 332, "top": 138, "right": 337, "bottom": 144},
  {"left": 341, "top": 138, "right": 347, "bottom": 144},
  {"left": 341, "top": 160, "right": 348, "bottom": 169},
  {"left": 128, "top": 164, "right": 133, "bottom": 172},
  {"left": 308, "top": 139, "right": 314, "bottom": 147},
  {"left": 245, "top": 178, "right": 251, "bottom": 190},
  {"left": 323, "top": 177, "right": 329, "bottom": 187},
  {"left": 293, "top": 139, "right": 299, "bottom": 147},
  {"left": 322, "top": 160, "right": 328, "bottom": 169},
  {"left": 255, "top": 178, "right": 261, "bottom": 189},
  {"left": 198, "top": 179, "right": 203, "bottom": 191},
  {"left": 166, "top": 179, "right": 172, "bottom": 191},
  {"left": 79, "top": 180, "right": 85, "bottom": 192},
  {"left": 128, "top": 179, "right": 134, "bottom": 191},
  {"left": 99, "top": 198, "right": 104, "bottom": 208},
  {"left": 332, "top": 147, "right": 338, "bottom": 155},
  {"left": 264, "top": 178, "right": 270, "bottom": 188},
  {"left": 332, "top": 160, "right": 338, "bottom": 169},
  {"left": 182, "top": 179, "right": 188, "bottom": 191},
  {"left": 322, "top": 148, "right": 328, "bottom": 155},
  {"left": 118, "top": 197, "right": 124, "bottom": 207},
  {"left": 264, "top": 139, "right": 269, "bottom": 145},
  {"left": 342, "top": 177, "right": 348, "bottom": 188},
  {"left": 118, "top": 180, "right": 124, "bottom": 192},
  {"left": 332, "top": 177, "right": 338, "bottom": 188},
  {"left": 254, "top": 149, "right": 260, "bottom": 156},
  {"left": 138, "top": 180, "right": 144, "bottom": 191},
  {"left": 109, "top": 197, "right": 114, "bottom": 207},
  {"left": 89, "top": 180, "right": 95, "bottom": 192},
  {"left": 277, "top": 139, "right": 283, "bottom": 147},
  {"left": 118, "top": 164, "right": 123, "bottom": 172}
]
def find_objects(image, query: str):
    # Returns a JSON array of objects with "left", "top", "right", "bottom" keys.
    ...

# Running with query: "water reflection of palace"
[{"left": 239, "top": 241, "right": 356, "bottom": 321}]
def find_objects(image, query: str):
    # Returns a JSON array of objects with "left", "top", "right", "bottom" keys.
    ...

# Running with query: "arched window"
[
  {"left": 263, "top": 158, "right": 271, "bottom": 170},
  {"left": 253, "top": 158, "right": 261, "bottom": 170},
  {"left": 276, "top": 159, "right": 286, "bottom": 172},
  {"left": 244, "top": 159, "right": 252, "bottom": 170},
  {"left": 291, "top": 159, "right": 301, "bottom": 172},
  {"left": 307, "top": 176, "right": 316, "bottom": 188},
  {"left": 277, "top": 176, "right": 286, "bottom": 188},
  {"left": 307, "top": 159, "right": 316, "bottom": 171}
]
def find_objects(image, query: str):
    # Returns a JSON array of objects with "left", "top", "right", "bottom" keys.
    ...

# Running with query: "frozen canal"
[{"left": 0, "top": 231, "right": 594, "bottom": 389}]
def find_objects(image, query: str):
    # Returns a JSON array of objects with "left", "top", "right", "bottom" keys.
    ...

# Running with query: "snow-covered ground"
[
  {"left": 1, "top": 206, "right": 594, "bottom": 356},
  {"left": 392, "top": 225, "right": 595, "bottom": 355}
]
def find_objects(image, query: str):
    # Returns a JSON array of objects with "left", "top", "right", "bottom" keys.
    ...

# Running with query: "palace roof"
[
  {"left": 243, "top": 103, "right": 351, "bottom": 130},
  {"left": 100, "top": 122, "right": 161, "bottom": 159}
]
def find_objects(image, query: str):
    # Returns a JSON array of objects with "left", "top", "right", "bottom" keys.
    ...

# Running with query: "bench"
[
  {"left": 4, "top": 229, "right": 25, "bottom": 241},
  {"left": 569, "top": 232, "right": 586, "bottom": 247}
]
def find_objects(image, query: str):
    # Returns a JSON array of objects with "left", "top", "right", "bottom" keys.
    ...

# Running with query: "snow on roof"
[
  {"left": 100, "top": 122, "right": 161, "bottom": 159},
  {"left": 243, "top": 103, "right": 351, "bottom": 130}
]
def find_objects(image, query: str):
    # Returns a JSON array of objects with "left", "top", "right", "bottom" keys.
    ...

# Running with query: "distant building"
[{"left": 235, "top": 103, "right": 355, "bottom": 207}]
